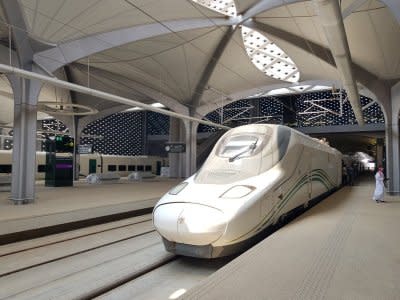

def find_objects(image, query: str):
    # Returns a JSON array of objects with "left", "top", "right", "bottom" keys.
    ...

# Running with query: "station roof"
[{"left": 0, "top": 0, "right": 399, "bottom": 127}]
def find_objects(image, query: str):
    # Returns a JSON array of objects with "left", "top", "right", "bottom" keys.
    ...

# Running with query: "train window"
[
  {"left": 217, "top": 134, "right": 264, "bottom": 159},
  {"left": 137, "top": 165, "right": 144, "bottom": 171},
  {"left": 108, "top": 165, "right": 117, "bottom": 172},
  {"left": 118, "top": 165, "right": 127, "bottom": 171},
  {"left": 145, "top": 165, "right": 152, "bottom": 172},
  {"left": 0, "top": 164, "right": 12, "bottom": 173},
  {"left": 128, "top": 165, "right": 136, "bottom": 171},
  {"left": 37, "top": 165, "right": 47, "bottom": 173}
]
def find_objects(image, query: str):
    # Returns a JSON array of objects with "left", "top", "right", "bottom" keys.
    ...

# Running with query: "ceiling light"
[
  {"left": 123, "top": 107, "right": 143, "bottom": 112},
  {"left": 151, "top": 103, "right": 166, "bottom": 108}
]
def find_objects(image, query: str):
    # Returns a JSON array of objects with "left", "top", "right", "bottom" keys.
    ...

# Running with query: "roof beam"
[
  {"left": 0, "top": 63, "right": 230, "bottom": 130},
  {"left": 189, "top": 27, "right": 236, "bottom": 114},
  {"left": 246, "top": 20, "right": 380, "bottom": 85},
  {"left": 34, "top": 18, "right": 236, "bottom": 73},
  {"left": 313, "top": 0, "right": 364, "bottom": 125},
  {"left": 342, "top": 0, "right": 369, "bottom": 19},
  {"left": 0, "top": 0, "right": 33, "bottom": 68},
  {"left": 244, "top": 20, "right": 336, "bottom": 67},
  {"left": 246, "top": 19, "right": 379, "bottom": 125}
]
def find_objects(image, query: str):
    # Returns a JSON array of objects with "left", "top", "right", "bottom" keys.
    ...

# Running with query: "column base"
[
  {"left": 387, "top": 191, "right": 400, "bottom": 196},
  {"left": 9, "top": 198, "right": 35, "bottom": 205}
]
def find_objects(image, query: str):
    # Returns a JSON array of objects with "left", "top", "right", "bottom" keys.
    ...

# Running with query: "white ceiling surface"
[
  {"left": 0, "top": 0, "right": 397, "bottom": 125},
  {"left": 256, "top": 0, "right": 400, "bottom": 80},
  {"left": 20, "top": 0, "right": 222, "bottom": 43}
]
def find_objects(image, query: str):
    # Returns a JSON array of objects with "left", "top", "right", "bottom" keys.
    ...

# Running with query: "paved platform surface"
[
  {"left": 183, "top": 176, "right": 400, "bottom": 300},
  {"left": 0, "top": 178, "right": 179, "bottom": 236}
]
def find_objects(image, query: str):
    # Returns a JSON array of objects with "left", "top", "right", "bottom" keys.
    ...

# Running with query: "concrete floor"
[
  {"left": 0, "top": 178, "right": 180, "bottom": 236},
  {"left": 183, "top": 176, "right": 400, "bottom": 300}
]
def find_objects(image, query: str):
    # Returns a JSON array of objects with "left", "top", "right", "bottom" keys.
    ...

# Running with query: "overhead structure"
[
  {"left": 312, "top": 0, "right": 365, "bottom": 126},
  {"left": 0, "top": 63, "right": 230, "bottom": 130},
  {"left": 0, "top": 0, "right": 399, "bottom": 201}
]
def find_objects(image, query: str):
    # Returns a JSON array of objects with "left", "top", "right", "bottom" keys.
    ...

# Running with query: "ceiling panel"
[
  {"left": 345, "top": 5, "right": 400, "bottom": 79},
  {"left": 369, "top": 6, "right": 400, "bottom": 79},
  {"left": 235, "top": 0, "right": 261, "bottom": 14},
  {"left": 130, "top": 0, "right": 221, "bottom": 21},
  {"left": 256, "top": 1, "right": 329, "bottom": 48},
  {"left": 21, "top": 0, "right": 154, "bottom": 43}
]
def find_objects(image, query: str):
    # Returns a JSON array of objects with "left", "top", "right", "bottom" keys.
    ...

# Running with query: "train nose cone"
[{"left": 153, "top": 203, "right": 226, "bottom": 245}]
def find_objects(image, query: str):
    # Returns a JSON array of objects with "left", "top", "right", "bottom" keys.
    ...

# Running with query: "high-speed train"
[
  {"left": 0, "top": 150, "right": 167, "bottom": 179},
  {"left": 153, "top": 124, "right": 342, "bottom": 258}
]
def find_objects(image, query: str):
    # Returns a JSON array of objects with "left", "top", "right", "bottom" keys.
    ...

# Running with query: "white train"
[
  {"left": 153, "top": 124, "right": 342, "bottom": 258},
  {"left": 0, "top": 150, "right": 167, "bottom": 179}
]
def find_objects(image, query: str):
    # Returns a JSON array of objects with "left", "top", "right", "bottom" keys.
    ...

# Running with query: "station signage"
[
  {"left": 165, "top": 143, "right": 186, "bottom": 153},
  {"left": 78, "top": 144, "right": 93, "bottom": 154}
]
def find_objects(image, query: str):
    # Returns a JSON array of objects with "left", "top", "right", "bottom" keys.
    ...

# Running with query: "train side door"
[
  {"left": 156, "top": 161, "right": 161, "bottom": 175},
  {"left": 89, "top": 159, "right": 97, "bottom": 174}
]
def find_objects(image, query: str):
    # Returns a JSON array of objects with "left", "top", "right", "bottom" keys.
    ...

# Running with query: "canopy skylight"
[
  {"left": 192, "top": 0, "right": 237, "bottom": 16},
  {"left": 241, "top": 26, "right": 300, "bottom": 83},
  {"left": 247, "top": 85, "right": 331, "bottom": 98},
  {"left": 266, "top": 85, "right": 330, "bottom": 96}
]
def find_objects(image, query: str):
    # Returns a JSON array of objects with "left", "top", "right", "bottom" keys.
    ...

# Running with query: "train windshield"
[
  {"left": 217, "top": 135, "right": 261, "bottom": 161},
  {"left": 195, "top": 132, "right": 270, "bottom": 184}
]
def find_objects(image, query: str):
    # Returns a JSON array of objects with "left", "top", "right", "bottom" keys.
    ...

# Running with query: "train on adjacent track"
[
  {"left": 153, "top": 124, "right": 342, "bottom": 258},
  {"left": 0, "top": 150, "right": 167, "bottom": 179}
]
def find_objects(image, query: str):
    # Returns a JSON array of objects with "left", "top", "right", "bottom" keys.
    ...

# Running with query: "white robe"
[{"left": 373, "top": 171, "right": 384, "bottom": 201}]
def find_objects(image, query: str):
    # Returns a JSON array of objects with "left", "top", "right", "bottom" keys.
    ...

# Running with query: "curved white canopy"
[{"left": 0, "top": 0, "right": 398, "bottom": 125}]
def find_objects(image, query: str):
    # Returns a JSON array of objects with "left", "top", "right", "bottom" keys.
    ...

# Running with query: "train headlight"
[
  {"left": 219, "top": 185, "right": 256, "bottom": 199},
  {"left": 168, "top": 182, "right": 188, "bottom": 195}
]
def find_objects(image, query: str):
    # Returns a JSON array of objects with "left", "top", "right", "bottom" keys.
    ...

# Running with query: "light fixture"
[
  {"left": 38, "top": 102, "right": 98, "bottom": 116},
  {"left": 151, "top": 103, "right": 166, "bottom": 108}
]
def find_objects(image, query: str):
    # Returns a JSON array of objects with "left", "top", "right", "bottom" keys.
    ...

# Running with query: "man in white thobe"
[{"left": 373, "top": 167, "right": 385, "bottom": 203}]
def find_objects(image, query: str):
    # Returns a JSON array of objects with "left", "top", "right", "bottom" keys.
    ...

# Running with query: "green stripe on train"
[{"left": 229, "top": 169, "right": 335, "bottom": 243}]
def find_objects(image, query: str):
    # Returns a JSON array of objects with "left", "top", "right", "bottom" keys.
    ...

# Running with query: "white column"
[
  {"left": 168, "top": 117, "right": 182, "bottom": 178},
  {"left": 388, "top": 82, "right": 400, "bottom": 194},
  {"left": 183, "top": 120, "right": 198, "bottom": 177},
  {"left": 376, "top": 138, "right": 384, "bottom": 170},
  {"left": 9, "top": 76, "right": 42, "bottom": 204}
]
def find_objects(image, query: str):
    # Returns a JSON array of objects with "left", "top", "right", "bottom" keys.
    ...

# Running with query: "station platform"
[
  {"left": 0, "top": 178, "right": 179, "bottom": 243},
  {"left": 183, "top": 176, "right": 400, "bottom": 299}
]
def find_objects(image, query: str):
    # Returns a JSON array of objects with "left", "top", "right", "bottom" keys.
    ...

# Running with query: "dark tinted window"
[
  {"left": 108, "top": 165, "right": 117, "bottom": 172},
  {"left": 118, "top": 165, "right": 126, "bottom": 171},
  {"left": 0, "top": 164, "right": 11, "bottom": 173},
  {"left": 128, "top": 165, "right": 135, "bottom": 171},
  {"left": 145, "top": 165, "right": 152, "bottom": 171},
  {"left": 137, "top": 165, "right": 144, "bottom": 171},
  {"left": 37, "top": 165, "right": 46, "bottom": 173}
]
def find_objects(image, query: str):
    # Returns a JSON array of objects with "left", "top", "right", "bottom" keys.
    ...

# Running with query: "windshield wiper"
[{"left": 228, "top": 139, "right": 258, "bottom": 162}]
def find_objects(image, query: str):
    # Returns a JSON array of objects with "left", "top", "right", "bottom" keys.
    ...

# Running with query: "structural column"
[
  {"left": 72, "top": 116, "right": 81, "bottom": 180},
  {"left": 388, "top": 82, "right": 400, "bottom": 194},
  {"left": 183, "top": 120, "right": 198, "bottom": 177},
  {"left": 168, "top": 117, "right": 183, "bottom": 178},
  {"left": 9, "top": 76, "right": 42, "bottom": 203},
  {"left": 376, "top": 138, "right": 384, "bottom": 170}
]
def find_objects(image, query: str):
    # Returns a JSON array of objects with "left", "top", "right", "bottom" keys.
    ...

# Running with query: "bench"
[
  {"left": 128, "top": 171, "right": 156, "bottom": 181},
  {"left": 86, "top": 173, "right": 121, "bottom": 184},
  {"left": 0, "top": 175, "right": 12, "bottom": 191}
]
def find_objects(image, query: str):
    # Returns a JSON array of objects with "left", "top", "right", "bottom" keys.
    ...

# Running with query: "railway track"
[{"left": 0, "top": 214, "right": 231, "bottom": 300}]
